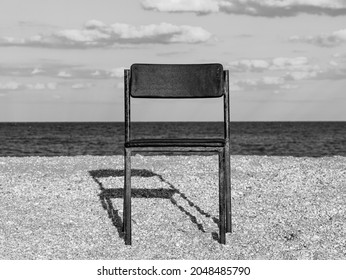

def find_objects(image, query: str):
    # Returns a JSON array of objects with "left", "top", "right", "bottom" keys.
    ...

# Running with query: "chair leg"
[
  {"left": 124, "top": 148, "right": 132, "bottom": 245},
  {"left": 225, "top": 146, "right": 232, "bottom": 233},
  {"left": 218, "top": 150, "right": 226, "bottom": 244}
]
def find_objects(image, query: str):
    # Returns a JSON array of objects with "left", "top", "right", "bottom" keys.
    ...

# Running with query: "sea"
[{"left": 0, "top": 122, "right": 345, "bottom": 157}]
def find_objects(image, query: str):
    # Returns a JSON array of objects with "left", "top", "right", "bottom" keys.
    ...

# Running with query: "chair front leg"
[
  {"left": 124, "top": 148, "right": 132, "bottom": 245},
  {"left": 225, "top": 145, "right": 232, "bottom": 233}
]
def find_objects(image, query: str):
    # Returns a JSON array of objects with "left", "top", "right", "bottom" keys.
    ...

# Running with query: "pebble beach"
[{"left": 0, "top": 155, "right": 345, "bottom": 259}]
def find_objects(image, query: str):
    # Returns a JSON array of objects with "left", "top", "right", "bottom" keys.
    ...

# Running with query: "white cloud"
[
  {"left": 1, "top": 37, "right": 25, "bottom": 44},
  {"left": 227, "top": 56, "right": 314, "bottom": 72},
  {"left": 142, "top": 0, "right": 220, "bottom": 14},
  {"left": 0, "top": 81, "right": 57, "bottom": 91},
  {"left": 332, "top": 52, "right": 346, "bottom": 66},
  {"left": 329, "top": 60, "right": 339, "bottom": 66},
  {"left": 141, "top": 0, "right": 346, "bottom": 16},
  {"left": 0, "top": 21, "right": 211, "bottom": 48},
  {"left": 284, "top": 71, "right": 319, "bottom": 80},
  {"left": 71, "top": 83, "right": 93, "bottom": 89},
  {"left": 55, "top": 28, "right": 110, "bottom": 43},
  {"left": 58, "top": 71, "right": 72, "bottom": 78},
  {"left": 231, "top": 76, "right": 290, "bottom": 91},
  {"left": 26, "top": 83, "right": 45, "bottom": 90},
  {"left": 289, "top": 29, "right": 346, "bottom": 47},
  {"left": 270, "top": 56, "right": 310, "bottom": 70},
  {"left": 109, "top": 67, "right": 125, "bottom": 78},
  {"left": 229, "top": 56, "right": 346, "bottom": 83},
  {"left": 279, "top": 84, "right": 298, "bottom": 90},
  {"left": 26, "top": 82, "right": 57, "bottom": 90},
  {"left": 0, "top": 64, "right": 129, "bottom": 80},
  {"left": 230, "top": 83, "right": 243, "bottom": 92},
  {"left": 31, "top": 68, "right": 44, "bottom": 75},
  {"left": 262, "top": 76, "right": 284, "bottom": 85},
  {"left": 316, "top": 63, "right": 346, "bottom": 80},
  {"left": 169, "top": 25, "right": 211, "bottom": 43},
  {"left": 91, "top": 70, "right": 101, "bottom": 76},
  {"left": 231, "top": 75, "right": 307, "bottom": 92},
  {"left": 47, "top": 83, "right": 57, "bottom": 90},
  {"left": 226, "top": 54, "right": 346, "bottom": 92},
  {"left": 227, "top": 59, "right": 270, "bottom": 72},
  {"left": 333, "top": 52, "right": 346, "bottom": 58},
  {"left": 0, "top": 81, "right": 21, "bottom": 90}
]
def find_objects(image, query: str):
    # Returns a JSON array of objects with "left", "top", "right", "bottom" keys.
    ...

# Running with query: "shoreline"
[{"left": 1, "top": 155, "right": 345, "bottom": 259}]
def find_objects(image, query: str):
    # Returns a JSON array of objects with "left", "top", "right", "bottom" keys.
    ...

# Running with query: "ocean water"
[{"left": 0, "top": 122, "right": 345, "bottom": 157}]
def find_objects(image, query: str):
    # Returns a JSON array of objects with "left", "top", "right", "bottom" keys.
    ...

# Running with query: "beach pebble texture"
[{"left": 0, "top": 155, "right": 345, "bottom": 259}]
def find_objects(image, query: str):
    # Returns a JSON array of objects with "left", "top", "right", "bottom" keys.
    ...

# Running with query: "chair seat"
[{"left": 126, "top": 138, "right": 225, "bottom": 148}]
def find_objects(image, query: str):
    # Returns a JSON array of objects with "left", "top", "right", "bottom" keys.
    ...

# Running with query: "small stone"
[{"left": 311, "top": 235, "right": 320, "bottom": 241}]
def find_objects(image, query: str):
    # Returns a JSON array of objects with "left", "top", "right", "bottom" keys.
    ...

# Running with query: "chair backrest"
[
  {"left": 130, "top": 64, "right": 224, "bottom": 98},
  {"left": 124, "top": 63, "right": 230, "bottom": 142}
]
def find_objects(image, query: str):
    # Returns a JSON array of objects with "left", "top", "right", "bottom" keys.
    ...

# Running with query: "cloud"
[
  {"left": 262, "top": 76, "right": 284, "bottom": 85},
  {"left": 26, "top": 82, "right": 57, "bottom": 90},
  {"left": 331, "top": 52, "right": 346, "bottom": 65},
  {"left": 0, "top": 20, "right": 211, "bottom": 48},
  {"left": 26, "top": 83, "right": 46, "bottom": 90},
  {"left": 284, "top": 71, "right": 319, "bottom": 80},
  {"left": 227, "top": 54, "right": 346, "bottom": 92},
  {"left": 0, "top": 81, "right": 57, "bottom": 91},
  {"left": 333, "top": 52, "right": 346, "bottom": 58},
  {"left": 227, "top": 53, "right": 346, "bottom": 92},
  {"left": 228, "top": 59, "right": 270, "bottom": 72},
  {"left": 289, "top": 29, "right": 346, "bottom": 47},
  {"left": 71, "top": 83, "right": 93, "bottom": 89},
  {"left": 91, "top": 70, "right": 101, "bottom": 77},
  {"left": 142, "top": 0, "right": 220, "bottom": 14},
  {"left": 227, "top": 56, "right": 316, "bottom": 72},
  {"left": 317, "top": 58, "right": 346, "bottom": 79},
  {"left": 109, "top": 67, "right": 125, "bottom": 78},
  {"left": 31, "top": 68, "right": 45, "bottom": 75},
  {"left": 230, "top": 75, "right": 312, "bottom": 92},
  {"left": 142, "top": 0, "right": 346, "bottom": 17},
  {"left": 0, "top": 64, "right": 75, "bottom": 78},
  {"left": 46, "top": 83, "right": 57, "bottom": 90},
  {"left": 0, "top": 64, "right": 127, "bottom": 80},
  {"left": 57, "top": 71, "right": 72, "bottom": 78},
  {"left": 230, "top": 76, "right": 291, "bottom": 92},
  {"left": 0, "top": 81, "right": 22, "bottom": 90},
  {"left": 270, "top": 56, "right": 311, "bottom": 70}
]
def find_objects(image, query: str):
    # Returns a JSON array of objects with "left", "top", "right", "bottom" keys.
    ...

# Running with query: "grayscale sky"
[{"left": 1, "top": 0, "right": 346, "bottom": 122}]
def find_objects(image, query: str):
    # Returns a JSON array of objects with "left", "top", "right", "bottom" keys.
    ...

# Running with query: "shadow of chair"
[
  {"left": 89, "top": 169, "right": 221, "bottom": 242},
  {"left": 123, "top": 63, "right": 231, "bottom": 245}
]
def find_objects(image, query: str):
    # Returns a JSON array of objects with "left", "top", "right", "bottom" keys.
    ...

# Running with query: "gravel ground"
[{"left": 0, "top": 155, "right": 345, "bottom": 259}]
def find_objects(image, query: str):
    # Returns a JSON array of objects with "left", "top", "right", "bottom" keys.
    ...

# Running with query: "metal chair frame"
[{"left": 123, "top": 64, "right": 231, "bottom": 245}]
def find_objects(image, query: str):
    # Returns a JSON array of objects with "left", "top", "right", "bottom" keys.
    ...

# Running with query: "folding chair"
[{"left": 123, "top": 63, "right": 231, "bottom": 245}]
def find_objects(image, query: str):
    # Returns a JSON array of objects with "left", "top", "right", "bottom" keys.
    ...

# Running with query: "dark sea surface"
[{"left": 0, "top": 122, "right": 345, "bottom": 157}]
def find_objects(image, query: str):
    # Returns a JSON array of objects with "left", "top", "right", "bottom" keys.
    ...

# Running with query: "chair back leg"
[
  {"left": 218, "top": 150, "right": 226, "bottom": 244},
  {"left": 124, "top": 148, "right": 132, "bottom": 245},
  {"left": 225, "top": 146, "right": 232, "bottom": 233}
]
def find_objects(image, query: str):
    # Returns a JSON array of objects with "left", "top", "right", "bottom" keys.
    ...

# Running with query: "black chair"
[{"left": 123, "top": 64, "right": 231, "bottom": 245}]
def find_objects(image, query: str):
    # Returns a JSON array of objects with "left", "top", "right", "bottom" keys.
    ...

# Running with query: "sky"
[{"left": 0, "top": 0, "right": 346, "bottom": 122}]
